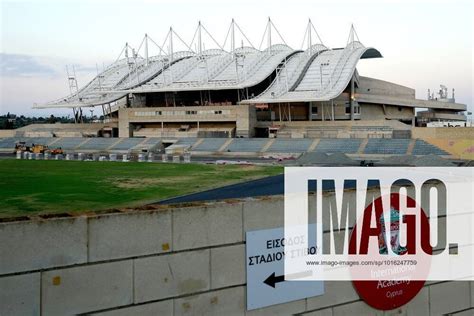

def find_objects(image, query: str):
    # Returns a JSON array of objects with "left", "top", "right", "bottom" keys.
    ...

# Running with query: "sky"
[{"left": 0, "top": 0, "right": 473, "bottom": 117}]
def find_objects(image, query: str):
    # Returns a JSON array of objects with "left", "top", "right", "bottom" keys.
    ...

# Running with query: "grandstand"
[
  {"left": 32, "top": 19, "right": 465, "bottom": 139},
  {"left": 412, "top": 139, "right": 450, "bottom": 156},
  {"left": 267, "top": 139, "right": 313, "bottom": 153},
  {"left": 226, "top": 139, "right": 269, "bottom": 153},
  {"left": 314, "top": 139, "right": 361, "bottom": 154},
  {"left": 0, "top": 136, "right": 454, "bottom": 160},
  {"left": 47, "top": 138, "right": 85, "bottom": 150},
  {"left": 363, "top": 139, "right": 411, "bottom": 155},
  {"left": 193, "top": 138, "right": 228, "bottom": 152}
]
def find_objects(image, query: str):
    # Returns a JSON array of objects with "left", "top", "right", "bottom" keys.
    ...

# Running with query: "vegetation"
[
  {"left": 0, "top": 112, "right": 101, "bottom": 129},
  {"left": 0, "top": 160, "right": 282, "bottom": 218}
]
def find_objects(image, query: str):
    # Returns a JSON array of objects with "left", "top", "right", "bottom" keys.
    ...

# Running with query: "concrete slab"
[
  {"left": 429, "top": 281, "right": 471, "bottom": 315},
  {"left": 210, "top": 244, "right": 245, "bottom": 289},
  {"left": 134, "top": 249, "right": 210, "bottom": 303},
  {"left": 302, "top": 308, "right": 333, "bottom": 316},
  {"left": 0, "top": 217, "right": 87, "bottom": 274},
  {"left": 88, "top": 210, "right": 172, "bottom": 262},
  {"left": 174, "top": 286, "right": 245, "bottom": 316},
  {"left": 306, "top": 281, "right": 359, "bottom": 311},
  {"left": 245, "top": 299, "right": 306, "bottom": 316},
  {"left": 173, "top": 203, "right": 243, "bottom": 251},
  {"left": 41, "top": 261, "right": 133, "bottom": 316},
  {"left": 471, "top": 281, "right": 474, "bottom": 307},
  {"left": 91, "top": 300, "right": 173, "bottom": 316},
  {"left": 0, "top": 273, "right": 40, "bottom": 316},
  {"left": 404, "top": 286, "right": 429, "bottom": 316},
  {"left": 332, "top": 301, "right": 383, "bottom": 316},
  {"left": 243, "top": 197, "right": 284, "bottom": 237}
]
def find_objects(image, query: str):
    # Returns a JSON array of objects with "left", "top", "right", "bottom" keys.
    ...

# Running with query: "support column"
[
  {"left": 350, "top": 75, "right": 355, "bottom": 120},
  {"left": 331, "top": 100, "right": 334, "bottom": 121}
]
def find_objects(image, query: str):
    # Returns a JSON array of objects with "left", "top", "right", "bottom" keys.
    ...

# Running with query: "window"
[
  {"left": 345, "top": 104, "right": 351, "bottom": 114},
  {"left": 135, "top": 111, "right": 156, "bottom": 117}
]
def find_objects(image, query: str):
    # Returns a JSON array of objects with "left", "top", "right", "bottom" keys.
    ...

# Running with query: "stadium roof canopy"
[{"left": 34, "top": 20, "right": 381, "bottom": 109}]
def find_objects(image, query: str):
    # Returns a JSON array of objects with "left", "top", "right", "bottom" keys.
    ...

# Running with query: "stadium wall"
[
  {"left": 118, "top": 104, "right": 255, "bottom": 138},
  {"left": 0, "top": 130, "right": 15, "bottom": 137},
  {"left": 412, "top": 127, "right": 474, "bottom": 159},
  {"left": 1, "top": 196, "right": 473, "bottom": 315},
  {"left": 412, "top": 127, "right": 474, "bottom": 140}
]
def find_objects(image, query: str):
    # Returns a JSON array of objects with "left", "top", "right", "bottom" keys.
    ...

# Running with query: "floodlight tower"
[{"left": 66, "top": 65, "right": 82, "bottom": 123}]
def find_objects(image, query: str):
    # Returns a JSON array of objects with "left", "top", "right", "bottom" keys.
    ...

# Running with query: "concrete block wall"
[{"left": 1, "top": 197, "right": 473, "bottom": 315}]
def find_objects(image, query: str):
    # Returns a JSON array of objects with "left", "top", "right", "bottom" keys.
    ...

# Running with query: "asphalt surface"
[
  {"left": 158, "top": 174, "right": 286, "bottom": 204},
  {"left": 157, "top": 175, "right": 385, "bottom": 205}
]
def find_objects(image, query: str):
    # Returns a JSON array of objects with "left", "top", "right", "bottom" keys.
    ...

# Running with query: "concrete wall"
[
  {"left": 358, "top": 76, "right": 415, "bottom": 99},
  {"left": 412, "top": 127, "right": 474, "bottom": 140},
  {"left": 118, "top": 105, "right": 255, "bottom": 138},
  {"left": 422, "top": 138, "right": 474, "bottom": 160},
  {"left": 0, "top": 130, "right": 15, "bottom": 137},
  {"left": 1, "top": 197, "right": 472, "bottom": 315},
  {"left": 360, "top": 103, "right": 414, "bottom": 121}
]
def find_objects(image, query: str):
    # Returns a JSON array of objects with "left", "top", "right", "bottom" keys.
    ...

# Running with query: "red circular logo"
[{"left": 351, "top": 193, "right": 431, "bottom": 310}]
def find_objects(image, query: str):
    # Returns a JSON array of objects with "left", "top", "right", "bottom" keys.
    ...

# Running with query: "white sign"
[{"left": 246, "top": 225, "right": 324, "bottom": 310}]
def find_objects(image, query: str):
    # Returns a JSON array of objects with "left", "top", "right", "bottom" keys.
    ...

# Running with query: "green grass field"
[{"left": 0, "top": 159, "right": 282, "bottom": 218}]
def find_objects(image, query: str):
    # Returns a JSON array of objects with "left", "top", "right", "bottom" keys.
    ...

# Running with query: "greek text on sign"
[{"left": 246, "top": 224, "right": 324, "bottom": 310}]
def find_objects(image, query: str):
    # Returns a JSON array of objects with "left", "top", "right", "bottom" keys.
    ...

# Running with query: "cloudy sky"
[{"left": 1, "top": 0, "right": 472, "bottom": 116}]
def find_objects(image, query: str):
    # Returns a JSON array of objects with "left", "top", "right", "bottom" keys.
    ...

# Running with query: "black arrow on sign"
[
  {"left": 263, "top": 270, "right": 313, "bottom": 288},
  {"left": 264, "top": 272, "right": 284, "bottom": 288}
]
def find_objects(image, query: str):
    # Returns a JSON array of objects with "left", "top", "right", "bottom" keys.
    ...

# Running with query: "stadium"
[
  {"left": 1, "top": 19, "right": 470, "bottom": 163},
  {"left": 33, "top": 19, "right": 466, "bottom": 135},
  {"left": 1, "top": 12, "right": 474, "bottom": 316}
]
